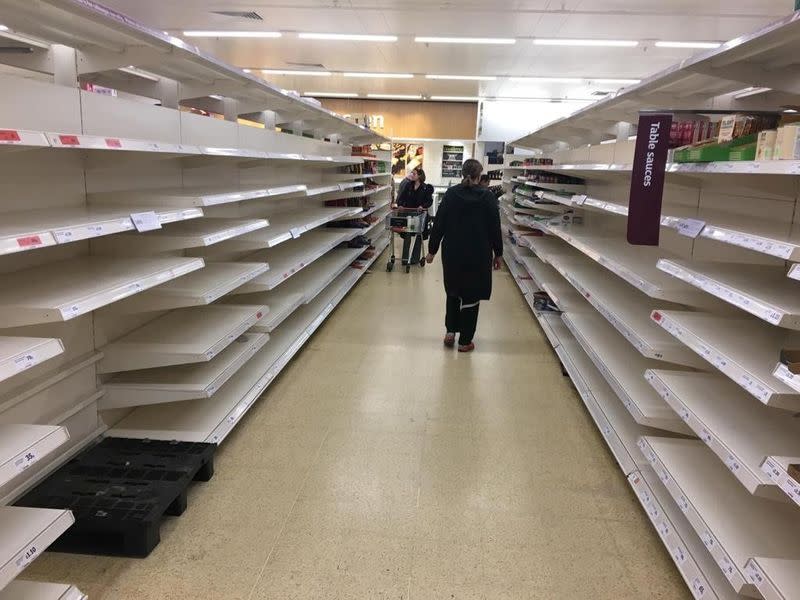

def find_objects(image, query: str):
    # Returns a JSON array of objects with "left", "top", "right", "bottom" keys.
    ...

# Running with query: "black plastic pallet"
[{"left": 16, "top": 438, "right": 215, "bottom": 557}]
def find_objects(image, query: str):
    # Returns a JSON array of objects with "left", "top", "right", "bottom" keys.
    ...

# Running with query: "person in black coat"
[
  {"left": 426, "top": 159, "right": 503, "bottom": 352},
  {"left": 395, "top": 167, "right": 434, "bottom": 265}
]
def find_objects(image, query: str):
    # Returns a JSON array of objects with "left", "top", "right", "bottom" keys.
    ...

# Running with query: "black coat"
[
  {"left": 428, "top": 183, "right": 503, "bottom": 302},
  {"left": 397, "top": 181, "right": 434, "bottom": 209}
]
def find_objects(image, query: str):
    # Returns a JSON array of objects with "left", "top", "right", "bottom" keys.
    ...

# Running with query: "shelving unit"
[
  {"left": 100, "top": 332, "right": 270, "bottom": 409},
  {"left": 0, "top": 256, "right": 204, "bottom": 327},
  {"left": 645, "top": 370, "right": 800, "bottom": 499},
  {"left": 640, "top": 437, "right": 800, "bottom": 597},
  {"left": 0, "top": 506, "right": 75, "bottom": 590},
  {"left": 657, "top": 260, "right": 800, "bottom": 330},
  {"left": 0, "top": 581, "right": 86, "bottom": 600},
  {"left": 562, "top": 312, "right": 692, "bottom": 435},
  {"left": 0, "top": 425, "right": 70, "bottom": 488},
  {"left": 0, "top": 337, "right": 64, "bottom": 384},
  {"left": 651, "top": 310, "right": 800, "bottom": 411},
  {"left": 98, "top": 304, "right": 267, "bottom": 373}
]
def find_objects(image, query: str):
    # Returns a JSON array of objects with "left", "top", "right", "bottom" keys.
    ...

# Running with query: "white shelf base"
[
  {"left": 0, "top": 506, "right": 75, "bottom": 590},
  {"left": 0, "top": 256, "right": 204, "bottom": 327},
  {"left": 98, "top": 304, "right": 267, "bottom": 373},
  {"left": 100, "top": 332, "right": 270, "bottom": 409},
  {"left": 745, "top": 557, "right": 800, "bottom": 600},
  {"left": 646, "top": 370, "right": 800, "bottom": 499},
  {"left": 0, "top": 581, "right": 86, "bottom": 600},
  {"left": 639, "top": 437, "right": 800, "bottom": 597},
  {"left": 0, "top": 337, "right": 64, "bottom": 385},
  {"left": 89, "top": 184, "right": 308, "bottom": 208},
  {"left": 0, "top": 424, "right": 70, "bottom": 489}
]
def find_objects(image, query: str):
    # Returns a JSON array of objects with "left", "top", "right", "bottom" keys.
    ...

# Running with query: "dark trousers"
[
  {"left": 401, "top": 234, "right": 423, "bottom": 265},
  {"left": 446, "top": 295, "right": 480, "bottom": 345}
]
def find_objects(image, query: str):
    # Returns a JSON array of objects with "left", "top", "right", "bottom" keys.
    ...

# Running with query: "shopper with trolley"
[
  {"left": 394, "top": 167, "right": 434, "bottom": 268},
  {"left": 426, "top": 159, "right": 503, "bottom": 353}
]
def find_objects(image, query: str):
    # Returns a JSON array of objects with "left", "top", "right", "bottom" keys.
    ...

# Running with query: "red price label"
[
  {"left": 17, "top": 235, "right": 43, "bottom": 248},
  {"left": 0, "top": 130, "right": 21, "bottom": 142},
  {"left": 105, "top": 138, "right": 122, "bottom": 148},
  {"left": 59, "top": 135, "right": 80, "bottom": 146}
]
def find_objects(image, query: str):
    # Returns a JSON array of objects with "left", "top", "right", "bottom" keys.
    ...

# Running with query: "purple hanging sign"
[{"left": 627, "top": 113, "right": 673, "bottom": 246}]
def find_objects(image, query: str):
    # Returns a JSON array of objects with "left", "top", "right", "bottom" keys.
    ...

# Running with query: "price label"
[
  {"left": 699, "top": 428, "right": 713, "bottom": 444},
  {"left": 131, "top": 211, "right": 162, "bottom": 232},
  {"left": 290, "top": 227, "right": 304, "bottom": 239},
  {"left": 719, "top": 555, "right": 735, "bottom": 578},
  {"left": 0, "top": 130, "right": 21, "bottom": 142},
  {"left": 16, "top": 235, "right": 43, "bottom": 248},
  {"left": 672, "top": 545, "right": 687, "bottom": 563},
  {"left": 701, "top": 530, "right": 715, "bottom": 549},
  {"left": 678, "top": 407, "right": 690, "bottom": 421},
  {"left": 657, "top": 521, "right": 670, "bottom": 537},
  {"left": 13, "top": 352, "right": 37, "bottom": 372},
  {"left": 678, "top": 495, "right": 690, "bottom": 513},
  {"left": 676, "top": 218, "right": 706, "bottom": 239},
  {"left": 13, "top": 449, "right": 38, "bottom": 472},
  {"left": 725, "top": 454, "right": 741, "bottom": 474},
  {"left": 746, "top": 562, "right": 765, "bottom": 586},
  {"left": 58, "top": 135, "right": 80, "bottom": 146},
  {"left": 15, "top": 544, "right": 38, "bottom": 570},
  {"left": 691, "top": 577, "right": 707, "bottom": 598},
  {"left": 105, "top": 138, "right": 122, "bottom": 148},
  {"left": 659, "top": 469, "right": 670, "bottom": 483}
]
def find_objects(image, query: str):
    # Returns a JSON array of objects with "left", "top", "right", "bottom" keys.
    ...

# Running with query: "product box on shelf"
[
  {"left": 775, "top": 125, "right": 800, "bottom": 160},
  {"left": 756, "top": 129, "right": 778, "bottom": 160},
  {"left": 673, "top": 133, "right": 758, "bottom": 163}
]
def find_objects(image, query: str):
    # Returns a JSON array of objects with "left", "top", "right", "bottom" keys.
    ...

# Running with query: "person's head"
[
  {"left": 407, "top": 167, "right": 426, "bottom": 184},
  {"left": 479, "top": 174, "right": 491, "bottom": 188},
  {"left": 461, "top": 158, "right": 484, "bottom": 186}
]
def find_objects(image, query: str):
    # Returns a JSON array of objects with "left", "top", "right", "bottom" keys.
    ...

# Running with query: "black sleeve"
[
  {"left": 428, "top": 191, "right": 449, "bottom": 255},
  {"left": 486, "top": 193, "right": 503, "bottom": 258},
  {"left": 396, "top": 179, "right": 409, "bottom": 206},
  {"left": 421, "top": 184, "right": 434, "bottom": 209}
]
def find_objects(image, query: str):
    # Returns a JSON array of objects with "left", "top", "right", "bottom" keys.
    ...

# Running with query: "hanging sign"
[{"left": 627, "top": 113, "right": 673, "bottom": 246}]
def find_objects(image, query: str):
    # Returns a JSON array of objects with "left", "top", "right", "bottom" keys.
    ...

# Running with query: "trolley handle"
[{"left": 391, "top": 205, "right": 428, "bottom": 212}]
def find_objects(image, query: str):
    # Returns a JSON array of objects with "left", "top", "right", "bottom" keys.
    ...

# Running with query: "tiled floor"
[{"left": 24, "top": 249, "right": 690, "bottom": 599}]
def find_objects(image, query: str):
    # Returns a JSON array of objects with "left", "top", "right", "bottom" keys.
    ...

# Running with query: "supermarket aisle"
[{"left": 25, "top": 251, "right": 689, "bottom": 599}]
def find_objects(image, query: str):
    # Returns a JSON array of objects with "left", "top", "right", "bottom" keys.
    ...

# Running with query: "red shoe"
[
  {"left": 458, "top": 342, "right": 475, "bottom": 353},
  {"left": 444, "top": 333, "right": 456, "bottom": 348}
]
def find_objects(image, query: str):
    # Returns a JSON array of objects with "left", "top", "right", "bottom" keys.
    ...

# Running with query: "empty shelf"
[
  {"left": 658, "top": 260, "right": 800, "bottom": 330},
  {"left": 546, "top": 255, "right": 702, "bottom": 367},
  {"left": 651, "top": 310, "right": 800, "bottom": 411},
  {"left": 639, "top": 437, "right": 800, "bottom": 596},
  {"left": 0, "top": 581, "right": 86, "bottom": 600},
  {"left": 110, "top": 262, "right": 268, "bottom": 313},
  {"left": 521, "top": 235, "right": 584, "bottom": 265},
  {"left": 518, "top": 256, "right": 585, "bottom": 312},
  {"left": 0, "top": 506, "right": 75, "bottom": 590},
  {"left": 0, "top": 256, "right": 204, "bottom": 327},
  {"left": 98, "top": 304, "right": 267, "bottom": 373},
  {"left": 562, "top": 312, "right": 692, "bottom": 435},
  {"left": 745, "top": 557, "right": 799, "bottom": 600},
  {"left": 628, "top": 467, "right": 744, "bottom": 600},
  {"left": 646, "top": 370, "right": 800, "bottom": 498},
  {"left": 339, "top": 198, "right": 391, "bottom": 220},
  {"left": 227, "top": 287, "right": 306, "bottom": 333},
  {"left": 548, "top": 226, "right": 710, "bottom": 305},
  {"left": 231, "top": 206, "right": 361, "bottom": 248},
  {"left": 101, "top": 333, "right": 269, "bottom": 409},
  {"left": 556, "top": 328, "right": 661, "bottom": 475},
  {"left": 0, "top": 424, "right": 70, "bottom": 488},
  {"left": 697, "top": 212, "right": 800, "bottom": 262},
  {"left": 94, "top": 218, "right": 269, "bottom": 252},
  {"left": 231, "top": 230, "right": 359, "bottom": 293},
  {"left": 0, "top": 337, "right": 64, "bottom": 384},
  {"left": 90, "top": 184, "right": 307, "bottom": 208},
  {"left": 761, "top": 456, "right": 800, "bottom": 508},
  {"left": 0, "top": 205, "right": 202, "bottom": 256}
]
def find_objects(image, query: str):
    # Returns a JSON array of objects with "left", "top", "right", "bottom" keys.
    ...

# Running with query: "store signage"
[{"left": 627, "top": 112, "right": 672, "bottom": 245}]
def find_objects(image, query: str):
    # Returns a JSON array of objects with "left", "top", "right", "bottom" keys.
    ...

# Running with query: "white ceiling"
[{"left": 99, "top": 0, "right": 793, "bottom": 100}]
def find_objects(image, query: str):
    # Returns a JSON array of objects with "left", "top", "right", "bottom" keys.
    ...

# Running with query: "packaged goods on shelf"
[
  {"left": 756, "top": 130, "right": 778, "bottom": 160},
  {"left": 775, "top": 125, "right": 800, "bottom": 160}
]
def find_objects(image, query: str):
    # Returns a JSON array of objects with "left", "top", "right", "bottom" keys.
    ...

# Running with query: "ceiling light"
[
  {"left": 303, "top": 92, "right": 359, "bottom": 98},
  {"left": 344, "top": 72, "right": 414, "bottom": 79},
  {"left": 509, "top": 77, "right": 583, "bottom": 83},
  {"left": 208, "top": 94, "right": 224, "bottom": 100},
  {"left": 430, "top": 96, "right": 480, "bottom": 101},
  {"left": 784, "top": 109, "right": 798, "bottom": 114},
  {"left": 298, "top": 33, "right": 397, "bottom": 42},
  {"left": 592, "top": 78, "right": 641, "bottom": 85},
  {"left": 242, "top": 68, "right": 251, "bottom": 73},
  {"left": 263, "top": 69, "right": 331, "bottom": 76},
  {"left": 367, "top": 94, "right": 423, "bottom": 100},
  {"left": 426, "top": 74, "right": 496, "bottom": 81},
  {"left": 415, "top": 36, "right": 515, "bottom": 45},
  {"left": 732, "top": 86, "right": 771, "bottom": 99},
  {"left": 655, "top": 41, "right": 721, "bottom": 49},
  {"left": 534, "top": 38, "right": 638, "bottom": 47},
  {"left": 183, "top": 30, "right": 282, "bottom": 38},
  {"left": 118, "top": 66, "right": 160, "bottom": 82},
  {"left": 600, "top": 139, "right": 617, "bottom": 144}
]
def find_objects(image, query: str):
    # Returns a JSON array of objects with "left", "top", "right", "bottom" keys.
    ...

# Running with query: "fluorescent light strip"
[
  {"left": 263, "top": 69, "right": 331, "bottom": 76},
  {"left": 534, "top": 38, "right": 638, "bottom": 47},
  {"left": 510, "top": 76, "right": 583, "bottom": 83},
  {"left": 183, "top": 30, "right": 282, "bottom": 38},
  {"left": 415, "top": 36, "right": 515, "bottom": 45},
  {"left": 303, "top": 92, "right": 359, "bottom": 98},
  {"left": 299, "top": 33, "right": 397, "bottom": 42},
  {"left": 426, "top": 74, "right": 496, "bottom": 81},
  {"left": 344, "top": 72, "right": 414, "bottom": 79},
  {"left": 732, "top": 86, "right": 772, "bottom": 99},
  {"left": 367, "top": 94, "right": 422, "bottom": 100},
  {"left": 430, "top": 96, "right": 480, "bottom": 101},
  {"left": 118, "top": 66, "right": 160, "bottom": 82},
  {"left": 655, "top": 41, "right": 721, "bottom": 49}
]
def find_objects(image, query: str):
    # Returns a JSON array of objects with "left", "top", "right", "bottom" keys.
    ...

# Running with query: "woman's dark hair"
[
  {"left": 461, "top": 158, "right": 483, "bottom": 186},
  {"left": 413, "top": 167, "right": 426, "bottom": 184}
]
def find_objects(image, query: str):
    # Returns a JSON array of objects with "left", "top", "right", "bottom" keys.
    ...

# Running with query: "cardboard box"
[
  {"left": 780, "top": 349, "right": 800, "bottom": 374},
  {"left": 777, "top": 125, "right": 800, "bottom": 159},
  {"left": 756, "top": 129, "right": 777, "bottom": 160}
]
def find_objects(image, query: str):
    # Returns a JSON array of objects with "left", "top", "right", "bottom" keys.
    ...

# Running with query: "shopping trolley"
[{"left": 385, "top": 207, "right": 432, "bottom": 273}]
